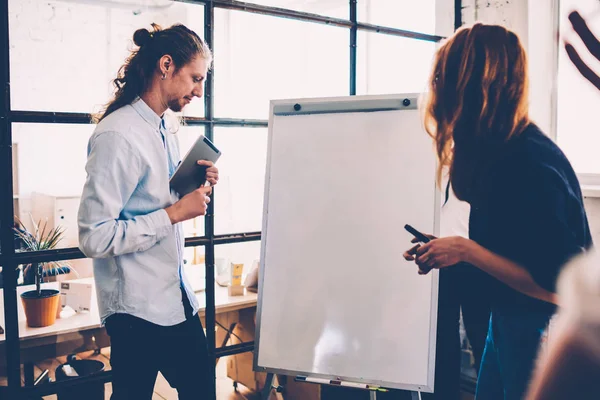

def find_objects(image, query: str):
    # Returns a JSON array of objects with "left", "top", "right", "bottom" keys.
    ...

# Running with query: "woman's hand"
[
  {"left": 403, "top": 234, "right": 437, "bottom": 261},
  {"left": 414, "top": 236, "right": 470, "bottom": 275}
]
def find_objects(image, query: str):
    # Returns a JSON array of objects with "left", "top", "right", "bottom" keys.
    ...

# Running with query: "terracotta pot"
[
  {"left": 56, "top": 295, "right": 63, "bottom": 319},
  {"left": 20, "top": 289, "right": 60, "bottom": 328}
]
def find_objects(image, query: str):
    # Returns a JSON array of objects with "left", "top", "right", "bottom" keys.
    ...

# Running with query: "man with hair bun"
[{"left": 78, "top": 23, "right": 217, "bottom": 399}]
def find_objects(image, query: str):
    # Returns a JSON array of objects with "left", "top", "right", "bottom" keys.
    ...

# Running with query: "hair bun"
[{"left": 133, "top": 28, "right": 152, "bottom": 47}]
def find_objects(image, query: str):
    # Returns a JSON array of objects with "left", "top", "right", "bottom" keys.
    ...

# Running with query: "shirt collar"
[{"left": 131, "top": 97, "right": 164, "bottom": 132}]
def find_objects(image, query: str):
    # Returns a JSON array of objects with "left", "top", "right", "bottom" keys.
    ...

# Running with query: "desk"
[{"left": 0, "top": 278, "right": 257, "bottom": 367}]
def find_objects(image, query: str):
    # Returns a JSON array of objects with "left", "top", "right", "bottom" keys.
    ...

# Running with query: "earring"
[{"left": 161, "top": 73, "right": 166, "bottom": 80}]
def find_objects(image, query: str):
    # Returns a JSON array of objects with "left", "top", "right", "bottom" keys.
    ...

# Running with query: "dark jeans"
[
  {"left": 105, "top": 294, "right": 211, "bottom": 400},
  {"left": 457, "top": 264, "right": 492, "bottom": 373},
  {"left": 475, "top": 311, "right": 550, "bottom": 400}
]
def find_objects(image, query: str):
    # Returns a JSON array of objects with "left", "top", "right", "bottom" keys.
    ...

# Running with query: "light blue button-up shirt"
[{"left": 78, "top": 98, "right": 199, "bottom": 326}]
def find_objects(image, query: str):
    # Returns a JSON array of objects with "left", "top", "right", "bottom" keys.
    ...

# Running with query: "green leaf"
[
  {"left": 38, "top": 220, "right": 48, "bottom": 246},
  {"left": 12, "top": 214, "right": 77, "bottom": 278}
]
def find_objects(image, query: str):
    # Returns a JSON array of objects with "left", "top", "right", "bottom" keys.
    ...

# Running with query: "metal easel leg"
[
  {"left": 261, "top": 373, "right": 275, "bottom": 400},
  {"left": 369, "top": 391, "right": 377, "bottom": 400},
  {"left": 261, "top": 373, "right": 285, "bottom": 400}
]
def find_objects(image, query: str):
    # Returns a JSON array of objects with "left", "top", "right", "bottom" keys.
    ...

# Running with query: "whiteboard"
[{"left": 254, "top": 94, "right": 440, "bottom": 392}]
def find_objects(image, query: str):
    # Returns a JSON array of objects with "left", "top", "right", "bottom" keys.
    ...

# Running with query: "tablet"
[{"left": 169, "top": 135, "right": 221, "bottom": 197}]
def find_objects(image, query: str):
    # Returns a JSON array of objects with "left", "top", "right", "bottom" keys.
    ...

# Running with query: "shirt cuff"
[{"left": 148, "top": 208, "right": 173, "bottom": 241}]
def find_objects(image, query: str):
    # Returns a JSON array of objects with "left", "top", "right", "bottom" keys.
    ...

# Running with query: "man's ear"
[{"left": 160, "top": 55, "right": 174, "bottom": 76}]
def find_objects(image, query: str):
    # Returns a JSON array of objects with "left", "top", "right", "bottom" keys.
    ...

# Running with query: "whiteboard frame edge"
[
  {"left": 268, "top": 92, "right": 418, "bottom": 105},
  {"left": 426, "top": 176, "right": 442, "bottom": 392},
  {"left": 272, "top": 95, "right": 418, "bottom": 115},
  {"left": 253, "top": 99, "right": 277, "bottom": 371},
  {"left": 271, "top": 92, "right": 419, "bottom": 114},
  {"left": 253, "top": 94, "right": 440, "bottom": 393}
]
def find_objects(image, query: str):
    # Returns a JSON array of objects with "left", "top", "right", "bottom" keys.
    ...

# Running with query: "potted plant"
[{"left": 13, "top": 217, "right": 73, "bottom": 327}]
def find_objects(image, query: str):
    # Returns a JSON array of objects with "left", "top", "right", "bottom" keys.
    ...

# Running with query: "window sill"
[{"left": 582, "top": 185, "right": 600, "bottom": 198}]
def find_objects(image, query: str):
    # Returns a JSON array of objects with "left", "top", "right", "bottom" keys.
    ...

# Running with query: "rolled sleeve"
[{"left": 145, "top": 208, "right": 173, "bottom": 242}]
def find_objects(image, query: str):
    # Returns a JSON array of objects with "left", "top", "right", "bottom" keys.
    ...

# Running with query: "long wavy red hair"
[{"left": 421, "top": 23, "right": 530, "bottom": 202}]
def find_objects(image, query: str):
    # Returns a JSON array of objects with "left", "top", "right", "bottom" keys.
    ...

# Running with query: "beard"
[{"left": 168, "top": 98, "right": 185, "bottom": 112}]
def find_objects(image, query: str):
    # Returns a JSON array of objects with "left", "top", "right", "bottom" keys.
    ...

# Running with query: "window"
[
  {"left": 3, "top": 1, "right": 445, "bottom": 273},
  {"left": 12, "top": 124, "right": 93, "bottom": 199},
  {"left": 214, "top": 8, "right": 349, "bottom": 119},
  {"left": 215, "top": 241, "right": 262, "bottom": 282},
  {"left": 557, "top": 0, "right": 600, "bottom": 175},
  {"left": 213, "top": 127, "right": 268, "bottom": 235},
  {"left": 183, "top": 245, "right": 207, "bottom": 291},
  {"left": 12, "top": 123, "right": 93, "bottom": 251},
  {"left": 2, "top": 0, "right": 445, "bottom": 259},
  {"left": 1, "top": 0, "right": 448, "bottom": 395},
  {"left": 358, "top": 0, "right": 437, "bottom": 35},
  {"left": 248, "top": 0, "right": 348, "bottom": 19},
  {"left": 10, "top": 123, "right": 205, "bottom": 252},
  {"left": 357, "top": 32, "right": 436, "bottom": 95},
  {"left": 9, "top": 0, "right": 205, "bottom": 117}
]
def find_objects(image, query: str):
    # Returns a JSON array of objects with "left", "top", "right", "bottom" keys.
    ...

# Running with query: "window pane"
[
  {"left": 213, "top": 128, "right": 268, "bottom": 235},
  {"left": 12, "top": 123, "right": 93, "bottom": 251},
  {"left": 214, "top": 9, "right": 349, "bottom": 119},
  {"left": 358, "top": 0, "right": 436, "bottom": 34},
  {"left": 357, "top": 32, "right": 436, "bottom": 95},
  {"left": 9, "top": 0, "right": 205, "bottom": 117},
  {"left": 11, "top": 123, "right": 205, "bottom": 252},
  {"left": 248, "top": 0, "right": 348, "bottom": 19},
  {"left": 183, "top": 246, "right": 206, "bottom": 292},
  {"left": 557, "top": 0, "right": 600, "bottom": 174},
  {"left": 12, "top": 124, "right": 93, "bottom": 198},
  {"left": 214, "top": 241, "right": 261, "bottom": 284}
]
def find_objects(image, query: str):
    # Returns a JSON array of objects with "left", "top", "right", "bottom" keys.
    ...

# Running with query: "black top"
[{"left": 468, "top": 124, "right": 592, "bottom": 315}]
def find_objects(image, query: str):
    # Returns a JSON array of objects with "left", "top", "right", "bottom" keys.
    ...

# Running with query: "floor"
[
  {"left": 1, "top": 348, "right": 260, "bottom": 400},
  {"left": 2, "top": 350, "right": 476, "bottom": 400}
]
